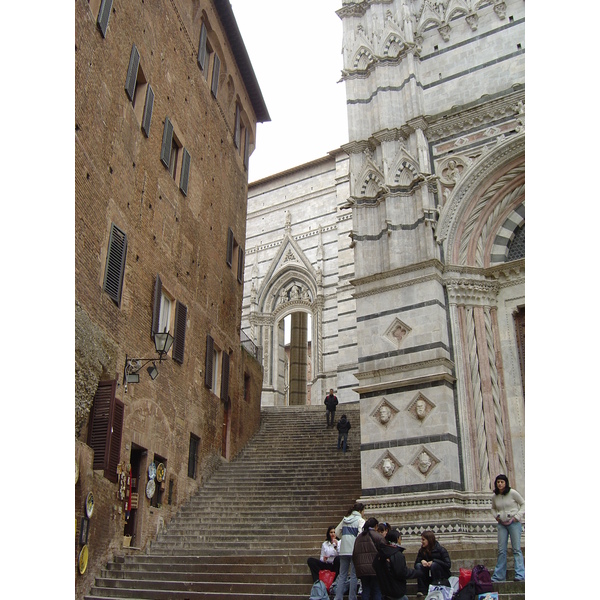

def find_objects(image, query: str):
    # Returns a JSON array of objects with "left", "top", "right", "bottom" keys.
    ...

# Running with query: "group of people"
[
  {"left": 324, "top": 389, "right": 351, "bottom": 453},
  {"left": 307, "top": 475, "right": 524, "bottom": 599},
  {"left": 307, "top": 502, "right": 451, "bottom": 600}
]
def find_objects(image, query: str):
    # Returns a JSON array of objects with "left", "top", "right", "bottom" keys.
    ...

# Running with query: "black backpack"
[
  {"left": 454, "top": 581, "right": 476, "bottom": 600},
  {"left": 471, "top": 564, "right": 494, "bottom": 593}
]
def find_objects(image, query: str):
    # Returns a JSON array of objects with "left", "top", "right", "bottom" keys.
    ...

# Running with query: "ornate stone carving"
[
  {"left": 407, "top": 393, "right": 435, "bottom": 422},
  {"left": 371, "top": 398, "right": 399, "bottom": 428},
  {"left": 374, "top": 450, "right": 402, "bottom": 480},
  {"left": 384, "top": 318, "right": 412, "bottom": 348},
  {"left": 411, "top": 446, "right": 439, "bottom": 478}
]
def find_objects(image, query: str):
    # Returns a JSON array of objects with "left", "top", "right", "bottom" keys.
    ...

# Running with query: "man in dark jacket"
[
  {"left": 324, "top": 389, "right": 339, "bottom": 428},
  {"left": 372, "top": 529, "right": 415, "bottom": 600},
  {"left": 336, "top": 414, "right": 351, "bottom": 453}
]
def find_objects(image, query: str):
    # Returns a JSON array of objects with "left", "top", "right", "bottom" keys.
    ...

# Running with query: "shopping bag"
[{"left": 319, "top": 569, "right": 336, "bottom": 591}]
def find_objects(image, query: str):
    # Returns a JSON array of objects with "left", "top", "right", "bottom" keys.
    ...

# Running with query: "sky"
[{"left": 230, "top": 1, "right": 349, "bottom": 182}]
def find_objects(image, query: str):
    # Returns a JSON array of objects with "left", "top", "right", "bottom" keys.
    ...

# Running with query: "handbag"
[
  {"left": 459, "top": 568, "right": 472, "bottom": 590},
  {"left": 426, "top": 584, "right": 453, "bottom": 600},
  {"left": 319, "top": 569, "right": 336, "bottom": 591}
]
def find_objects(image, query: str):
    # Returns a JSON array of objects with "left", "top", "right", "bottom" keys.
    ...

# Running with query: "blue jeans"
[
  {"left": 335, "top": 555, "right": 358, "bottom": 600},
  {"left": 360, "top": 575, "right": 382, "bottom": 600},
  {"left": 338, "top": 432, "right": 348, "bottom": 452},
  {"left": 492, "top": 520, "right": 525, "bottom": 581}
]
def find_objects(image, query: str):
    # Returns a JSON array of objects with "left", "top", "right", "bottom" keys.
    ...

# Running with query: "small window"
[
  {"left": 103, "top": 223, "right": 127, "bottom": 307},
  {"left": 188, "top": 434, "right": 200, "bottom": 479},
  {"left": 125, "top": 44, "right": 154, "bottom": 137},
  {"left": 211, "top": 54, "right": 221, "bottom": 98},
  {"left": 226, "top": 228, "right": 244, "bottom": 284},
  {"left": 234, "top": 104, "right": 241, "bottom": 149},
  {"left": 205, "top": 335, "right": 228, "bottom": 398},
  {"left": 160, "top": 117, "right": 191, "bottom": 194},
  {"left": 244, "top": 373, "right": 251, "bottom": 403},
  {"left": 151, "top": 275, "right": 187, "bottom": 363}
]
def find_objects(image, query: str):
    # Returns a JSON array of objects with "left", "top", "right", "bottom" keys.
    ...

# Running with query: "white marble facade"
[{"left": 242, "top": 0, "right": 525, "bottom": 542}]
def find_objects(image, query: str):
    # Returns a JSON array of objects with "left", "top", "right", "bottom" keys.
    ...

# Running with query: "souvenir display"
[
  {"left": 156, "top": 462, "right": 166, "bottom": 483},
  {"left": 85, "top": 492, "right": 94, "bottom": 518},
  {"left": 148, "top": 462, "right": 157, "bottom": 480},
  {"left": 78, "top": 545, "right": 89, "bottom": 574},
  {"left": 145, "top": 478, "right": 156, "bottom": 499}
]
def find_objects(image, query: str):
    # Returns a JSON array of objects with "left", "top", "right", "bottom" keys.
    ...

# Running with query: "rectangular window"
[
  {"left": 172, "top": 300, "right": 187, "bottom": 364},
  {"left": 243, "top": 128, "right": 250, "bottom": 171},
  {"left": 205, "top": 334, "right": 223, "bottom": 396},
  {"left": 211, "top": 53, "right": 221, "bottom": 98},
  {"left": 188, "top": 434, "right": 200, "bottom": 479},
  {"left": 197, "top": 22, "right": 208, "bottom": 72},
  {"left": 87, "top": 380, "right": 124, "bottom": 483},
  {"left": 125, "top": 44, "right": 154, "bottom": 137},
  {"left": 234, "top": 105, "right": 241, "bottom": 149},
  {"left": 103, "top": 223, "right": 127, "bottom": 307},
  {"left": 244, "top": 373, "right": 251, "bottom": 403},
  {"left": 160, "top": 117, "right": 190, "bottom": 194}
]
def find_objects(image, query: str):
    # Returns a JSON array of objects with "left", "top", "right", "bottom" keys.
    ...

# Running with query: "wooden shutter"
[
  {"left": 211, "top": 54, "right": 220, "bottom": 98},
  {"left": 172, "top": 301, "right": 187, "bottom": 364},
  {"left": 103, "top": 224, "right": 127, "bottom": 307},
  {"left": 125, "top": 44, "right": 140, "bottom": 101},
  {"left": 141, "top": 84, "right": 154, "bottom": 137},
  {"left": 97, "top": 0, "right": 113, "bottom": 38},
  {"left": 106, "top": 398, "right": 124, "bottom": 483},
  {"left": 243, "top": 129, "right": 250, "bottom": 171},
  {"left": 205, "top": 335, "right": 214, "bottom": 388},
  {"left": 151, "top": 274, "right": 162, "bottom": 338},
  {"left": 237, "top": 247, "right": 244, "bottom": 284},
  {"left": 160, "top": 117, "right": 174, "bottom": 168},
  {"left": 220, "top": 351, "right": 230, "bottom": 402},
  {"left": 226, "top": 227, "right": 234, "bottom": 267},
  {"left": 88, "top": 380, "right": 123, "bottom": 482},
  {"left": 234, "top": 105, "right": 241, "bottom": 149},
  {"left": 179, "top": 148, "right": 191, "bottom": 196},
  {"left": 197, "top": 22, "right": 208, "bottom": 71}
]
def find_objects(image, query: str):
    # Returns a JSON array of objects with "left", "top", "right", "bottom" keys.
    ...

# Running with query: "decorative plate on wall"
[
  {"left": 85, "top": 492, "right": 94, "bottom": 518},
  {"left": 145, "top": 478, "right": 156, "bottom": 499},
  {"left": 78, "top": 545, "right": 89, "bottom": 574},
  {"left": 156, "top": 463, "right": 165, "bottom": 483},
  {"left": 148, "top": 462, "right": 157, "bottom": 480}
]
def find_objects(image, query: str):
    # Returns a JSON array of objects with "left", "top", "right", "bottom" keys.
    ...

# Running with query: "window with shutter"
[
  {"left": 125, "top": 45, "right": 140, "bottom": 101},
  {"left": 243, "top": 128, "right": 250, "bottom": 171},
  {"left": 151, "top": 274, "right": 163, "bottom": 338},
  {"left": 211, "top": 54, "right": 221, "bottom": 98},
  {"left": 172, "top": 301, "right": 187, "bottom": 364},
  {"left": 160, "top": 118, "right": 174, "bottom": 169},
  {"left": 220, "top": 351, "right": 230, "bottom": 402},
  {"left": 226, "top": 228, "right": 234, "bottom": 267},
  {"left": 179, "top": 148, "right": 191, "bottom": 196},
  {"left": 103, "top": 223, "right": 127, "bottom": 307},
  {"left": 234, "top": 104, "right": 241, "bottom": 149},
  {"left": 97, "top": 0, "right": 113, "bottom": 38},
  {"left": 141, "top": 85, "right": 154, "bottom": 137},
  {"left": 205, "top": 335, "right": 214, "bottom": 388},
  {"left": 237, "top": 247, "right": 245, "bottom": 284},
  {"left": 87, "top": 380, "right": 124, "bottom": 483},
  {"left": 197, "top": 22, "right": 208, "bottom": 72}
]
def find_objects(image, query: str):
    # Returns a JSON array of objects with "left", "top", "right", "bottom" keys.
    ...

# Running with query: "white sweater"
[{"left": 491, "top": 489, "right": 525, "bottom": 523}]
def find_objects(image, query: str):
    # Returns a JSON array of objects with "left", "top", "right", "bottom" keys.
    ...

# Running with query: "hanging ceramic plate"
[
  {"left": 148, "top": 462, "right": 157, "bottom": 480},
  {"left": 156, "top": 462, "right": 165, "bottom": 483},
  {"left": 85, "top": 492, "right": 94, "bottom": 518},
  {"left": 78, "top": 545, "right": 89, "bottom": 574},
  {"left": 145, "top": 478, "right": 156, "bottom": 499}
]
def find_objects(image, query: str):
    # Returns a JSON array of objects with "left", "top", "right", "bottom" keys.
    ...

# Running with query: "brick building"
[{"left": 75, "top": 0, "right": 267, "bottom": 595}]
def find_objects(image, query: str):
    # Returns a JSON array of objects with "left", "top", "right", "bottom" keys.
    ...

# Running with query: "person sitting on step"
[
  {"left": 413, "top": 530, "right": 452, "bottom": 597},
  {"left": 307, "top": 526, "right": 340, "bottom": 582}
]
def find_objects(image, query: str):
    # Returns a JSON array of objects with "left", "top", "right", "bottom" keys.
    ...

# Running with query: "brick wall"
[{"left": 75, "top": 1, "right": 264, "bottom": 597}]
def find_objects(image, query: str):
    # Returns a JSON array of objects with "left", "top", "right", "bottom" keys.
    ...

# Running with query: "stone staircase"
[{"left": 85, "top": 404, "right": 524, "bottom": 599}]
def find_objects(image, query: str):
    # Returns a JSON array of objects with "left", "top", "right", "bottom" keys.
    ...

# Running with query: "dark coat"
[
  {"left": 325, "top": 394, "right": 338, "bottom": 410},
  {"left": 353, "top": 529, "right": 386, "bottom": 577},
  {"left": 414, "top": 541, "right": 451, "bottom": 575},
  {"left": 337, "top": 416, "right": 351, "bottom": 434},
  {"left": 373, "top": 543, "right": 415, "bottom": 598}
]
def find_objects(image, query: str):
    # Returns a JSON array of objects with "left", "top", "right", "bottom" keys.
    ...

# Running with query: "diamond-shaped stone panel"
[
  {"left": 383, "top": 317, "right": 412, "bottom": 348},
  {"left": 370, "top": 398, "right": 399, "bottom": 428},
  {"left": 407, "top": 392, "right": 435, "bottom": 422},
  {"left": 373, "top": 450, "right": 402, "bottom": 480},
  {"left": 410, "top": 446, "right": 439, "bottom": 479}
]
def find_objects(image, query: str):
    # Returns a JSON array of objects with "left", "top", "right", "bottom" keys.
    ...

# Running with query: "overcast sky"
[{"left": 230, "top": 1, "right": 349, "bottom": 182}]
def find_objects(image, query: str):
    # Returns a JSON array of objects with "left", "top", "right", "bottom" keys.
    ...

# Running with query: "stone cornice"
[
  {"left": 352, "top": 259, "right": 444, "bottom": 288},
  {"left": 353, "top": 357, "right": 455, "bottom": 383},
  {"left": 353, "top": 369, "right": 455, "bottom": 395}
]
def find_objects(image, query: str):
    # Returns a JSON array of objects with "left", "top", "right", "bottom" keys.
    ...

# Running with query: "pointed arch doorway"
[{"left": 282, "top": 311, "right": 312, "bottom": 405}]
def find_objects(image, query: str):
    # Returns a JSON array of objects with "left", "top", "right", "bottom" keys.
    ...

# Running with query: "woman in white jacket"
[{"left": 491, "top": 474, "right": 525, "bottom": 582}]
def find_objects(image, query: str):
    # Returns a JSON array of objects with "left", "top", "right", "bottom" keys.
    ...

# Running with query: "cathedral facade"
[{"left": 242, "top": 0, "right": 524, "bottom": 542}]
